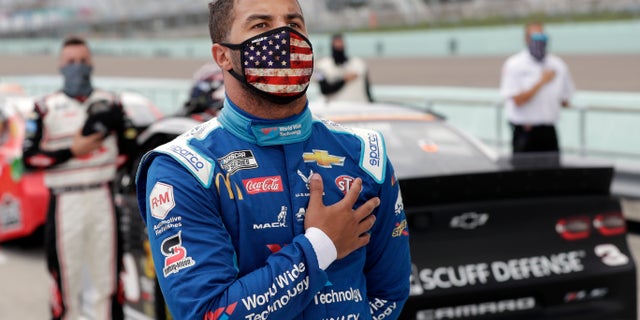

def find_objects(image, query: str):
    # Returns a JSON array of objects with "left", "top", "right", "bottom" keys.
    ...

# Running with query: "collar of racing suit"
[{"left": 217, "top": 97, "right": 313, "bottom": 146}]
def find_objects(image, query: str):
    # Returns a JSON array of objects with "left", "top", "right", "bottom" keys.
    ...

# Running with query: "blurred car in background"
[
  {"left": 0, "top": 87, "right": 48, "bottom": 242},
  {"left": 117, "top": 99, "right": 636, "bottom": 320},
  {"left": 313, "top": 101, "right": 637, "bottom": 320},
  {"left": 0, "top": 89, "right": 162, "bottom": 243}
]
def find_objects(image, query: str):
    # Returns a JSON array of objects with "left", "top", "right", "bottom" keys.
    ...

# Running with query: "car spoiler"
[{"left": 399, "top": 166, "right": 615, "bottom": 208}]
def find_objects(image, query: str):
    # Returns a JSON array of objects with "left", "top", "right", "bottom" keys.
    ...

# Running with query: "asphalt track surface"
[
  {"left": 0, "top": 53, "right": 639, "bottom": 319},
  {"left": 1, "top": 53, "right": 639, "bottom": 92}
]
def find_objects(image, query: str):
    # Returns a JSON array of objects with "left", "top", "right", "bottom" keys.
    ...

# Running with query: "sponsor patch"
[
  {"left": 392, "top": 220, "right": 409, "bottom": 237},
  {"left": 303, "top": 150, "right": 345, "bottom": 168},
  {"left": 153, "top": 216, "right": 183, "bottom": 236},
  {"left": 353, "top": 128, "right": 386, "bottom": 183},
  {"left": 205, "top": 302, "right": 237, "bottom": 320},
  {"left": 295, "top": 170, "right": 314, "bottom": 198},
  {"left": 335, "top": 175, "right": 355, "bottom": 194},
  {"left": 156, "top": 140, "right": 214, "bottom": 187},
  {"left": 149, "top": 182, "right": 175, "bottom": 220},
  {"left": 253, "top": 206, "right": 288, "bottom": 230},
  {"left": 370, "top": 298, "right": 397, "bottom": 320},
  {"left": 243, "top": 176, "right": 284, "bottom": 195},
  {"left": 218, "top": 150, "right": 259, "bottom": 175},
  {"left": 240, "top": 263, "right": 309, "bottom": 315},
  {"left": 161, "top": 232, "right": 195, "bottom": 277},
  {"left": 394, "top": 193, "right": 404, "bottom": 216}
]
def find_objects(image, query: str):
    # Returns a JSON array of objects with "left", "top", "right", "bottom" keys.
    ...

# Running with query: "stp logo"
[
  {"left": 149, "top": 182, "right": 175, "bottom": 220},
  {"left": 335, "top": 175, "right": 355, "bottom": 194}
]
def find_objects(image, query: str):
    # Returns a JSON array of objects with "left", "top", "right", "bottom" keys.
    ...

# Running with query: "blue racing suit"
[{"left": 136, "top": 98, "right": 411, "bottom": 320}]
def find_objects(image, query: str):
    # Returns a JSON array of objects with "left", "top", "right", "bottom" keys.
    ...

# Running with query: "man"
[
  {"left": 23, "top": 36, "right": 135, "bottom": 320},
  {"left": 135, "top": 0, "right": 411, "bottom": 319},
  {"left": 315, "top": 33, "right": 374, "bottom": 103},
  {"left": 500, "top": 22, "right": 575, "bottom": 154}
]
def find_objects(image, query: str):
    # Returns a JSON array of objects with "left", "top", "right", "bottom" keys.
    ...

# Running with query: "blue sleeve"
[
  {"left": 365, "top": 160, "right": 411, "bottom": 319},
  {"left": 143, "top": 155, "right": 329, "bottom": 319}
]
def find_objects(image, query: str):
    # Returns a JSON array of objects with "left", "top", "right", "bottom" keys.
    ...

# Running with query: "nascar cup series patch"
[{"left": 149, "top": 182, "right": 175, "bottom": 220}]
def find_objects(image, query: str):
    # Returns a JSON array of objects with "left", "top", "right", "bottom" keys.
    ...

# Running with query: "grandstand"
[{"left": 0, "top": 0, "right": 638, "bottom": 38}]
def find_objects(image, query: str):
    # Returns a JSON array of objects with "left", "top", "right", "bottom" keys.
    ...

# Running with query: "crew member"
[
  {"left": 500, "top": 22, "right": 575, "bottom": 154},
  {"left": 315, "top": 33, "right": 374, "bottom": 103}
]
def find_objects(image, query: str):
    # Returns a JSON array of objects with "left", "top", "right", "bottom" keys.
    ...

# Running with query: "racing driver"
[
  {"left": 135, "top": 0, "right": 411, "bottom": 319},
  {"left": 23, "top": 36, "right": 135, "bottom": 320}
]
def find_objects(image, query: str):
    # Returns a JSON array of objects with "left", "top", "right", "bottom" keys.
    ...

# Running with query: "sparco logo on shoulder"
[
  {"left": 169, "top": 145, "right": 205, "bottom": 171},
  {"left": 367, "top": 133, "right": 381, "bottom": 167}
]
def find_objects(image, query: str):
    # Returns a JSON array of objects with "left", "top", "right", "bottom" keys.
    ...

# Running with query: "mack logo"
[
  {"left": 168, "top": 145, "right": 205, "bottom": 171},
  {"left": 416, "top": 297, "right": 536, "bottom": 320},
  {"left": 253, "top": 206, "right": 288, "bottom": 230},
  {"left": 303, "top": 150, "right": 345, "bottom": 168},
  {"left": 335, "top": 175, "right": 355, "bottom": 194},
  {"left": 243, "top": 176, "right": 283, "bottom": 195},
  {"left": 218, "top": 150, "right": 258, "bottom": 175},
  {"left": 149, "top": 182, "right": 175, "bottom": 220}
]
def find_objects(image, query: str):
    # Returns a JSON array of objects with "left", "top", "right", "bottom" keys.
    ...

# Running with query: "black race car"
[{"left": 117, "top": 100, "right": 637, "bottom": 320}]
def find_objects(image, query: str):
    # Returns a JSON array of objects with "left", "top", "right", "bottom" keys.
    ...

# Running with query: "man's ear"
[{"left": 212, "top": 44, "right": 232, "bottom": 71}]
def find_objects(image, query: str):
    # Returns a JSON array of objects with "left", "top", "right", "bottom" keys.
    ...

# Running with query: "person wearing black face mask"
[
  {"left": 315, "top": 33, "right": 374, "bottom": 103},
  {"left": 22, "top": 36, "right": 136, "bottom": 320},
  {"left": 134, "top": 1, "right": 410, "bottom": 319},
  {"left": 500, "top": 22, "right": 575, "bottom": 156}
]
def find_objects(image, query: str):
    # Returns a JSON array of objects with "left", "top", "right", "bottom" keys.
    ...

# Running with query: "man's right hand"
[
  {"left": 344, "top": 72, "right": 359, "bottom": 82},
  {"left": 541, "top": 69, "right": 556, "bottom": 84},
  {"left": 70, "top": 131, "right": 103, "bottom": 157},
  {"left": 304, "top": 174, "right": 379, "bottom": 259}
]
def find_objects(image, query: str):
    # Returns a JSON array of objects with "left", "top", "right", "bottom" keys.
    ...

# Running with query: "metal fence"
[{"left": 372, "top": 85, "right": 640, "bottom": 164}]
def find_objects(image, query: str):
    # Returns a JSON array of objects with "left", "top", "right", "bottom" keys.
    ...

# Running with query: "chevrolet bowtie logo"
[{"left": 303, "top": 150, "right": 345, "bottom": 168}]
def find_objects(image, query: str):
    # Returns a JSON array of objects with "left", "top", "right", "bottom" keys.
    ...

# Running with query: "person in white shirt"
[
  {"left": 315, "top": 33, "right": 373, "bottom": 103},
  {"left": 500, "top": 22, "right": 575, "bottom": 154}
]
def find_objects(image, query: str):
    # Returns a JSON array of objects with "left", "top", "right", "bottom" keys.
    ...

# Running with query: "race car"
[
  {"left": 0, "top": 92, "right": 49, "bottom": 242},
  {"left": 0, "top": 90, "right": 162, "bottom": 243},
  {"left": 118, "top": 99, "right": 636, "bottom": 320}
]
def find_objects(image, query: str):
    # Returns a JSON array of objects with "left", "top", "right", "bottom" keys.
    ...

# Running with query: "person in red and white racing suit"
[{"left": 22, "top": 36, "right": 136, "bottom": 320}]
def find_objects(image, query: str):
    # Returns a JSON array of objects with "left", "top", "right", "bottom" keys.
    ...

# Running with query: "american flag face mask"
[{"left": 221, "top": 27, "right": 314, "bottom": 105}]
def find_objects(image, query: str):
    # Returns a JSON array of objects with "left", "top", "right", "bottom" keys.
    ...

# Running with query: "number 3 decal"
[{"left": 594, "top": 244, "right": 629, "bottom": 267}]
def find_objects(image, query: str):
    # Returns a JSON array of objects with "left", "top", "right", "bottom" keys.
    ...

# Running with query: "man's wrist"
[{"left": 304, "top": 227, "right": 337, "bottom": 270}]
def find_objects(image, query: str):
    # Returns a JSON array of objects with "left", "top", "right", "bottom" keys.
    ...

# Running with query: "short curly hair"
[
  {"left": 208, "top": 0, "right": 235, "bottom": 44},
  {"left": 208, "top": 0, "right": 303, "bottom": 44}
]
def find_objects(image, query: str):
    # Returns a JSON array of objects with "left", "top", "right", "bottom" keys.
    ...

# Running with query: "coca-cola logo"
[{"left": 243, "top": 176, "right": 284, "bottom": 195}]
